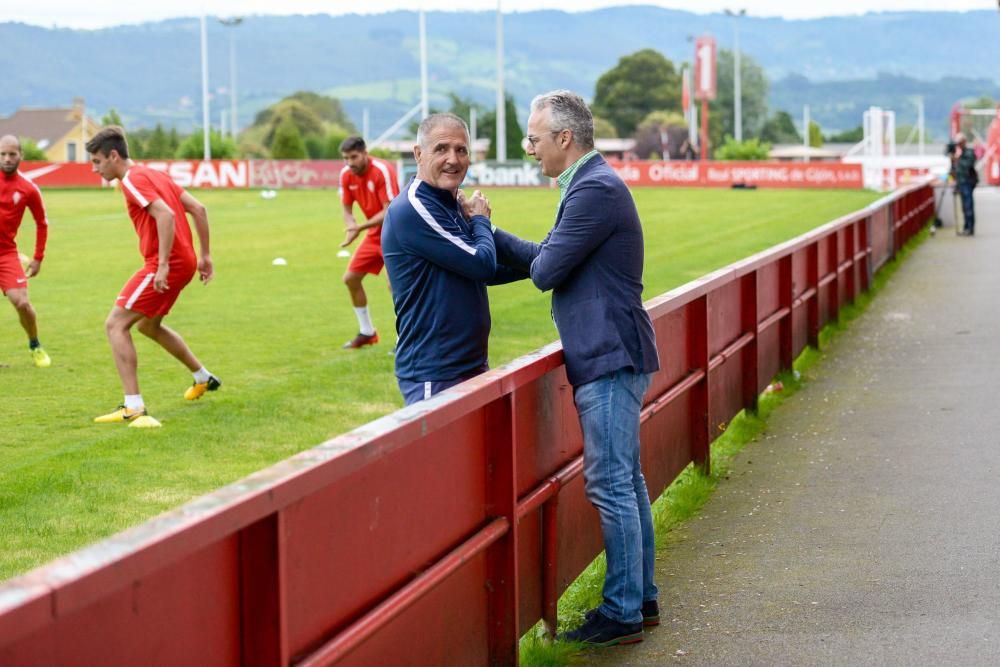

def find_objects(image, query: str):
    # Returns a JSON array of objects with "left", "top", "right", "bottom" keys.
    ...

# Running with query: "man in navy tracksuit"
[
  {"left": 493, "top": 90, "right": 660, "bottom": 647},
  {"left": 381, "top": 113, "right": 497, "bottom": 405}
]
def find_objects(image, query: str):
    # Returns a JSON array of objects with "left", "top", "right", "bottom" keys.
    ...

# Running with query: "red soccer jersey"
[
  {"left": 339, "top": 157, "right": 399, "bottom": 221},
  {"left": 0, "top": 171, "right": 48, "bottom": 260},
  {"left": 120, "top": 165, "right": 196, "bottom": 268}
]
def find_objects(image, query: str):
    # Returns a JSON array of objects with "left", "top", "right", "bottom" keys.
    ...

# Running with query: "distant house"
[{"left": 0, "top": 98, "right": 102, "bottom": 163}]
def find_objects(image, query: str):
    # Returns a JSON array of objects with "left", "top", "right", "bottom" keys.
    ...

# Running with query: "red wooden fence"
[{"left": 0, "top": 180, "right": 935, "bottom": 665}]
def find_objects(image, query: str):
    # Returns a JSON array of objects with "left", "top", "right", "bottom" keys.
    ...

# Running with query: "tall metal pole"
[
  {"left": 803, "top": 104, "right": 810, "bottom": 162},
  {"left": 470, "top": 107, "right": 478, "bottom": 158},
  {"left": 229, "top": 26, "right": 238, "bottom": 137},
  {"left": 219, "top": 17, "right": 243, "bottom": 139},
  {"left": 700, "top": 99, "right": 709, "bottom": 160},
  {"left": 917, "top": 96, "right": 925, "bottom": 156},
  {"left": 496, "top": 1, "right": 507, "bottom": 161},
  {"left": 419, "top": 11, "right": 429, "bottom": 119},
  {"left": 733, "top": 15, "right": 742, "bottom": 142},
  {"left": 726, "top": 9, "right": 745, "bottom": 142},
  {"left": 200, "top": 15, "right": 211, "bottom": 160},
  {"left": 691, "top": 97, "right": 699, "bottom": 152}
]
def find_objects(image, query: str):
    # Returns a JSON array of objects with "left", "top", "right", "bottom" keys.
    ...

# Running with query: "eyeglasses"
[{"left": 524, "top": 129, "right": 566, "bottom": 148}]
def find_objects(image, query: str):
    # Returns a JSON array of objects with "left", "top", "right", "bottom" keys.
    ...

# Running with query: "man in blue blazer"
[{"left": 492, "top": 90, "right": 660, "bottom": 647}]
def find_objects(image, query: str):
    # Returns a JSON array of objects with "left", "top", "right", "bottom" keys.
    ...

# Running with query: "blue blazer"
[{"left": 494, "top": 155, "right": 659, "bottom": 386}]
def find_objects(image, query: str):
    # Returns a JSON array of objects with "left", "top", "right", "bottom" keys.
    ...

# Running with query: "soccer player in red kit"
[
  {"left": 86, "top": 126, "right": 220, "bottom": 428},
  {"left": 0, "top": 135, "right": 51, "bottom": 368},
  {"left": 338, "top": 136, "right": 399, "bottom": 349}
]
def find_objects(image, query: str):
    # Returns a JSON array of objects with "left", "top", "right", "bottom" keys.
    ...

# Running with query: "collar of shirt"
[
  {"left": 556, "top": 149, "right": 600, "bottom": 203},
  {"left": 414, "top": 178, "right": 469, "bottom": 225},
  {"left": 415, "top": 178, "right": 459, "bottom": 205}
]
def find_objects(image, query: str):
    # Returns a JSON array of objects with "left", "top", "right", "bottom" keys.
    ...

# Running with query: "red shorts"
[
  {"left": 0, "top": 252, "right": 28, "bottom": 294},
  {"left": 347, "top": 228, "right": 385, "bottom": 275},
  {"left": 116, "top": 262, "right": 196, "bottom": 318}
]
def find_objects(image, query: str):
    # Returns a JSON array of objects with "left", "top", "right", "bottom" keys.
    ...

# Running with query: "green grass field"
[{"left": 0, "top": 186, "right": 880, "bottom": 580}]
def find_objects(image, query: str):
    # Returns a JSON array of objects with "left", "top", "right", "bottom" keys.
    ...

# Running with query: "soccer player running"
[
  {"left": 338, "top": 136, "right": 399, "bottom": 349},
  {"left": 0, "top": 135, "right": 51, "bottom": 368},
  {"left": 86, "top": 126, "right": 220, "bottom": 428}
]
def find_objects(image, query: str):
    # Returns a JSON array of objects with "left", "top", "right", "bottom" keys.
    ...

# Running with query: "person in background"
[
  {"left": 951, "top": 133, "right": 977, "bottom": 236},
  {"left": 337, "top": 136, "right": 399, "bottom": 349},
  {"left": 0, "top": 135, "right": 51, "bottom": 367}
]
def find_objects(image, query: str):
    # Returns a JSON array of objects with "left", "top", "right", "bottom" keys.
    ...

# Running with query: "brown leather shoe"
[{"left": 342, "top": 331, "right": 379, "bottom": 349}]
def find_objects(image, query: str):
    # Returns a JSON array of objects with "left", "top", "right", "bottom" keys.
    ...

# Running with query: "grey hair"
[
  {"left": 530, "top": 90, "right": 594, "bottom": 150},
  {"left": 416, "top": 113, "right": 470, "bottom": 149},
  {"left": 954, "top": 132, "right": 967, "bottom": 143}
]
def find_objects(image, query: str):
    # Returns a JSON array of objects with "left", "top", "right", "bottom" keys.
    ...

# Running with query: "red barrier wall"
[
  {"left": 0, "top": 180, "right": 934, "bottom": 665},
  {"left": 20, "top": 160, "right": 346, "bottom": 189},
  {"left": 606, "top": 160, "right": 864, "bottom": 188},
  {"left": 20, "top": 159, "right": 864, "bottom": 190}
]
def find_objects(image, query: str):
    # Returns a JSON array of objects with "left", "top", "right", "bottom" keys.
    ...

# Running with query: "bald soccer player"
[{"left": 0, "top": 135, "right": 51, "bottom": 367}]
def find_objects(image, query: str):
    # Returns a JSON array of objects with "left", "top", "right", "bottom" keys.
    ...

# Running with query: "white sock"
[
  {"left": 124, "top": 394, "right": 144, "bottom": 410},
  {"left": 193, "top": 367, "right": 212, "bottom": 384},
  {"left": 354, "top": 306, "right": 375, "bottom": 336}
]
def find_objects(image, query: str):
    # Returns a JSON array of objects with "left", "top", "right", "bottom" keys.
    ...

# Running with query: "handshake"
[{"left": 458, "top": 189, "right": 491, "bottom": 220}]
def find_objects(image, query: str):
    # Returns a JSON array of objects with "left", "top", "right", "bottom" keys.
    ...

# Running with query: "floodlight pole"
[
  {"left": 700, "top": 99, "right": 709, "bottom": 160},
  {"left": 219, "top": 17, "right": 243, "bottom": 138},
  {"left": 419, "top": 11, "right": 429, "bottom": 119},
  {"left": 803, "top": 104, "right": 810, "bottom": 162},
  {"left": 725, "top": 9, "right": 746, "bottom": 142},
  {"left": 200, "top": 15, "right": 211, "bottom": 159},
  {"left": 471, "top": 107, "right": 478, "bottom": 158},
  {"left": 916, "top": 96, "right": 925, "bottom": 156},
  {"left": 496, "top": 1, "right": 507, "bottom": 161}
]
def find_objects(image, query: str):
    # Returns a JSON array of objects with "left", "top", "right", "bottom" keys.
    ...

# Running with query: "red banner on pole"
[{"left": 694, "top": 36, "right": 717, "bottom": 102}]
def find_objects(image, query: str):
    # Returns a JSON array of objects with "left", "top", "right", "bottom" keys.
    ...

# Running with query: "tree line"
[{"left": 41, "top": 50, "right": 992, "bottom": 163}]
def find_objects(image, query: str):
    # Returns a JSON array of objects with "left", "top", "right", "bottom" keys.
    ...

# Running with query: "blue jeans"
[
  {"left": 574, "top": 368, "right": 657, "bottom": 625},
  {"left": 958, "top": 183, "right": 975, "bottom": 233}
]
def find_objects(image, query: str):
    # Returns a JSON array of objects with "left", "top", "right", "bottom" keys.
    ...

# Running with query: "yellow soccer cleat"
[
  {"left": 184, "top": 375, "right": 222, "bottom": 400},
  {"left": 94, "top": 405, "right": 148, "bottom": 424},
  {"left": 128, "top": 414, "right": 162, "bottom": 428},
  {"left": 31, "top": 347, "right": 51, "bottom": 368}
]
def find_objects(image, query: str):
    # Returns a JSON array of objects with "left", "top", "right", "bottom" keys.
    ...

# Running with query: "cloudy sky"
[{"left": 7, "top": 0, "right": 996, "bottom": 29}]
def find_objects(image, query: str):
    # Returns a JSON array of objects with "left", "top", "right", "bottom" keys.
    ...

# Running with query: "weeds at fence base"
[{"left": 518, "top": 224, "right": 930, "bottom": 666}]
